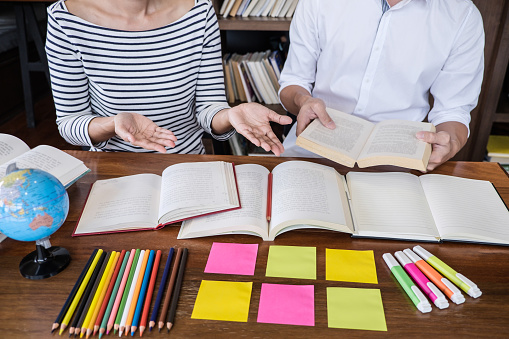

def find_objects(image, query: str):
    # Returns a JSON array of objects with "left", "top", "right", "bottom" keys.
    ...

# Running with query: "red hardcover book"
[{"left": 72, "top": 161, "right": 241, "bottom": 236}]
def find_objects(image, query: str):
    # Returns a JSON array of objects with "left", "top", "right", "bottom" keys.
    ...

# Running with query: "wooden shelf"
[{"left": 218, "top": 17, "right": 291, "bottom": 31}]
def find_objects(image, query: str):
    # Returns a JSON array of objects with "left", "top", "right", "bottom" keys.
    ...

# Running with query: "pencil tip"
[{"left": 98, "top": 334, "right": 103, "bottom": 339}]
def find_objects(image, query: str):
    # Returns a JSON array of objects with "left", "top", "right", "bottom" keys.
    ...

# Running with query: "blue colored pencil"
[
  {"left": 131, "top": 250, "right": 155, "bottom": 335},
  {"left": 148, "top": 248, "right": 174, "bottom": 332}
]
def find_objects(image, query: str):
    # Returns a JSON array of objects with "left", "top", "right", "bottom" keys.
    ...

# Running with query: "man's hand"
[
  {"left": 295, "top": 96, "right": 336, "bottom": 135},
  {"left": 227, "top": 103, "right": 293, "bottom": 156},
  {"left": 114, "top": 113, "right": 177, "bottom": 153},
  {"left": 416, "top": 121, "right": 468, "bottom": 172}
]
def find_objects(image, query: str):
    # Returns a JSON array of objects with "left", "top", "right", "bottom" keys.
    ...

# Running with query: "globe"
[
  {"left": 0, "top": 167, "right": 71, "bottom": 279},
  {"left": 0, "top": 168, "right": 69, "bottom": 241}
]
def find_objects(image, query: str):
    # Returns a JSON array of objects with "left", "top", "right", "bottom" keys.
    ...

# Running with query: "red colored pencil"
[{"left": 267, "top": 173, "right": 273, "bottom": 221}]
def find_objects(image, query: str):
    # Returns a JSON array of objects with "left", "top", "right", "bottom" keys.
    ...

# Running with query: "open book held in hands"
[
  {"left": 0, "top": 133, "right": 89, "bottom": 188},
  {"left": 296, "top": 108, "right": 435, "bottom": 171},
  {"left": 73, "top": 161, "right": 241, "bottom": 236},
  {"left": 179, "top": 160, "right": 509, "bottom": 245}
]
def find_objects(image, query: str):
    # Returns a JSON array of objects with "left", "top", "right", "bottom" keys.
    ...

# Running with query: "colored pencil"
[
  {"left": 267, "top": 173, "right": 272, "bottom": 221},
  {"left": 166, "top": 248, "right": 188, "bottom": 332},
  {"left": 52, "top": 249, "right": 98, "bottom": 333},
  {"left": 131, "top": 250, "right": 155, "bottom": 336},
  {"left": 92, "top": 250, "right": 125, "bottom": 335},
  {"left": 119, "top": 250, "right": 145, "bottom": 336},
  {"left": 99, "top": 251, "right": 129, "bottom": 339},
  {"left": 148, "top": 248, "right": 174, "bottom": 332},
  {"left": 80, "top": 251, "right": 115, "bottom": 338},
  {"left": 139, "top": 250, "right": 162, "bottom": 336},
  {"left": 58, "top": 249, "right": 103, "bottom": 336},
  {"left": 114, "top": 249, "right": 140, "bottom": 334},
  {"left": 124, "top": 250, "right": 150, "bottom": 336},
  {"left": 158, "top": 248, "right": 182, "bottom": 332},
  {"left": 72, "top": 251, "right": 109, "bottom": 338},
  {"left": 107, "top": 249, "right": 135, "bottom": 335}
]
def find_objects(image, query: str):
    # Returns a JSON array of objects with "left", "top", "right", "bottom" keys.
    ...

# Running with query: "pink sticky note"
[
  {"left": 257, "top": 283, "right": 315, "bottom": 326},
  {"left": 204, "top": 242, "right": 258, "bottom": 275}
]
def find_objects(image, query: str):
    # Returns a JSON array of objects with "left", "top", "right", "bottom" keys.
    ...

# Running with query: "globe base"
[{"left": 19, "top": 245, "right": 71, "bottom": 280}]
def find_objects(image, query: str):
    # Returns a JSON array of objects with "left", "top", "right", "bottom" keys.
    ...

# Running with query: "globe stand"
[{"left": 19, "top": 237, "right": 71, "bottom": 280}]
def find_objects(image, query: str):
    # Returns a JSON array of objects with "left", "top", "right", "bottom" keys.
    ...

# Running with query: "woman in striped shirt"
[{"left": 46, "top": 0, "right": 291, "bottom": 154}]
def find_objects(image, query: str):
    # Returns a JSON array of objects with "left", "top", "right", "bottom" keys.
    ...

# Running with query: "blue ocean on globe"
[{"left": 0, "top": 168, "right": 69, "bottom": 242}]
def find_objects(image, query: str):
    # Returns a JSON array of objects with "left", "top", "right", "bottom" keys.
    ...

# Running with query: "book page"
[
  {"left": 357, "top": 120, "right": 434, "bottom": 170},
  {"left": 269, "top": 160, "right": 353, "bottom": 239},
  {"left": 178, "top": 164, "right": 270, "bottom": 239},
  {"left": 0, "top": 134, "right": 30, "bottom": 165},
  {"left": 0, "top": 145, "right": 86, "bottom": 186},
  {"left": 420, "top": 174, "right": 509, "bottom": 244},
  {"left": 346, "top": 172, "right": 440, "bottom": 241},
  {"left": 296, "top": 108, "right": 374, "bottom": 167},
  {"left": 74, "top": 174, "right": 161, "bottom": 234},
  {"left": 158, "top": 162, "right": 239, "bottom": 223}
]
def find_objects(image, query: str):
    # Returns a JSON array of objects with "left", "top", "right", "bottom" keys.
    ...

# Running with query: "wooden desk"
[{"left": 1, "top": 153, "right": 508, "bottom": 338}]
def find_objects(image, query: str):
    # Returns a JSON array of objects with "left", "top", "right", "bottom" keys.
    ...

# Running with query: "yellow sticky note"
[
  {"left": 326, "top": 249, "right": 378, "bottom": 284},
  {"left": 191, "top": 280, "right": 253, "bottom": 322},
  {"left": 265, "top": 245, "right": 316, "bottom": 280},
  {"left": 327, "top": 287, "right": 387, "bottom": 331}
]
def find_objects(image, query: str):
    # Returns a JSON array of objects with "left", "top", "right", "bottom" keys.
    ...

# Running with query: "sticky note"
[
  {"left": 257, "top": 283, "right": 315, "bottom": 326},
  {"left": 265, "top": 245, "right": 316, "bottom": 280},
  {"left": 326, "top": 249, "right": 378, "bottom": 284},
  {"left": 191, "top": 280, "right": 253, "bottom": 322},
  {"left": 327, "top": 287, "right": 387, "bottom": 331},
  {"left": 204, "top": 242, "right": 258, "bottom": 275}
]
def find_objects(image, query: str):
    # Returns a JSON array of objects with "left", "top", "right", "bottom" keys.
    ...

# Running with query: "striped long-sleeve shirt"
[{"left": 46, "top": 0, "right": 233, "bottom": 153}]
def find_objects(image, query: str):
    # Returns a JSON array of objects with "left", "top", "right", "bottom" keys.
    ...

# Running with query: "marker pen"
[
  {"left": 413, "top": 245, "right": 482, "bottom": 298},
  {"left": 394, "top": 251, "right": 449, "bottom": 309},
  {"left": 403, "top": 249, "right": 465, "bottom": 305},
  {"left": 382, "top": 253, "right": 432, "bottom": 313}
]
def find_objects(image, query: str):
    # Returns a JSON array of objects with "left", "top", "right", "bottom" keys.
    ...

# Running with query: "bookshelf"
[{"left": 211, "top": 0, "right": 292, "bottom": 155}]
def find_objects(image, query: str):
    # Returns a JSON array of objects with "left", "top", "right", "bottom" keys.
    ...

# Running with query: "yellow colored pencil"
[
  {"left": 86, "top": 251, "right": 120, "bottom": 339},
  {"left": 59, "top": 249, "right": 103, "bottom": 336},
  {"left": 124, "top": 249, "right": 150, "bottom": 336},
  {"left": 80, "top": 251, "right": 117, "bottom": 338}
]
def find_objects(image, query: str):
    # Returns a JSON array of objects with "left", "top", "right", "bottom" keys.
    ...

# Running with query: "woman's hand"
[
  {"left": 114, "top": 113, "right": 177, "bottom": 153},
  {"left": 226, "top": 103, "right": 293, "bottom": 156}
]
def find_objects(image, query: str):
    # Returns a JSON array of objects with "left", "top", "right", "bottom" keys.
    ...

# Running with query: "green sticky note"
[
  {"left": 326, "top": 249, "right": 378, "bottom": 284},
  {"left": 327, "top": 287, "right": 387, "bottom": 331},
  {"left": 265, "top": 245, "right": 316, "bottom": 280},
  {"left": 191, "top": 280, "right": 253, "bottom": 322}
]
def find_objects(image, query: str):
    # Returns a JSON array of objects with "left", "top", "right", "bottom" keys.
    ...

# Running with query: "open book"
[
  {"left": 179, "top": 161, "right": 509, "bottom": 245},
  {"left": 73, "top": 161, "right": 241, "bottom": 236},
  {"left": 296, "top": 108, "right": 435, "bottom": 171},
  {"left": 0, "top": 133, "right": 89, "bottom": 188}
]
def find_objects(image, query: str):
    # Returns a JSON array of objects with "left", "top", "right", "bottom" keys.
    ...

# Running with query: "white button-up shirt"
[{"left": 280, "top": 0, "right": 484, "bottom": 156}]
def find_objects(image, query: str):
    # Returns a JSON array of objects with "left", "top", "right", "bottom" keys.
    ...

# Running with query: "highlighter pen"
[
  {"left": 403, "top": 249, "right": 465, "bottom": 305},
  {"left": 413, "top": 245, "right": 482, "bottom": 298},
  {"left": 394, "top": 251, "right": 449, "bottom": 309},
  {"left": 382, "top": 253, "right": 432, "bottom": 313}
]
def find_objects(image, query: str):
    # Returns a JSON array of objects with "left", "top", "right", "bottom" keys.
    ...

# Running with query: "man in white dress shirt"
[{"left": 279, "top": 0, "right": 484, "bottom": 171}]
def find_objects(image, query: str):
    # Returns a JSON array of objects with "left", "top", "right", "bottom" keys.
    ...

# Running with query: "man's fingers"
[{"left": 416, "top": 131, "right": 450, "bottom": 146}]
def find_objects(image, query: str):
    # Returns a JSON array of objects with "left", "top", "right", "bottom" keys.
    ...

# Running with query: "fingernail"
[
  {"left": 416, "top": 132, "right": 424, "bottom": 139},
  {"left": 326, "top": 121, "right": 335, "bottom": 129}
]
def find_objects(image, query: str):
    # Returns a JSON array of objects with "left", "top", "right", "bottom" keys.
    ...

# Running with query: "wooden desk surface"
[{"left": 1, "top": 153, "right": 508, "bottom": 338}]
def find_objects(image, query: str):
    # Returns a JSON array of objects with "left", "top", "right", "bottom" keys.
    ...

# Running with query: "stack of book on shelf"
[
  {"left": 220, "top": 0, "right": 299, "bottom": 18},
  {"left": 486, "top": 135, "right": 509, "bottom": 172},
  {"left": 223, "top": 50, "right": 284, "bottom": 105}
]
